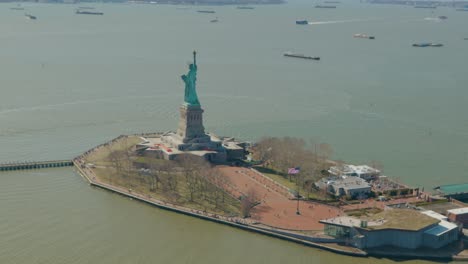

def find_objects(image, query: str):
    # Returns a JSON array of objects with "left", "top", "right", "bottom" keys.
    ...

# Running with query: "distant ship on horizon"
[
  {"left": 197, "top": 10, "right": 216, "bottom": 13},
  {"left": 237, "top": 6, "right": 255, "bottom": 9},
  {"left": 315, "top": 5, "right": 337, "bottom": 8},
  {"left": 284, "top": 51, "right": 320, "bottom": 60},
  {"left": 76, "top": 10, "right": 104, "bottom": 15},
  {"left": 414, "top": 5, "right": 437, "bottom": 8},
  {"left": 412, "top": 43, "right": 443, "bottom": 47},
  {"left": 25, "top": 14, "right": 37, "bottom": 20}
]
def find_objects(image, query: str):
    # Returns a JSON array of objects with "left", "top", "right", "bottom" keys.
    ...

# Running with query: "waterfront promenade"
[{"left": 73, "top": 155, "right": 368, "bottom": 256}]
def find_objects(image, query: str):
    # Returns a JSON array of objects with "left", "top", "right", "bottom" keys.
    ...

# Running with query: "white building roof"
[
  {"left": 424, "top": 220, "right": 458, "bottom": 236},
  {"left": 447, "top": 207, "right": 468, "bottom": 215},
  {"left": 421, "top": 210, "right": 448, "bottom": 221},
  {"left": 320, "top": 216, "right": 362, "bottom": 227}
]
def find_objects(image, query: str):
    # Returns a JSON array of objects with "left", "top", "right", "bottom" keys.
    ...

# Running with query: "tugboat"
[
  {"left": 25, "top": 14, "right": 37, "bottom": 20},
  {"left": 284, "top": 52, "right": 320, "bottom": 60},
  {"left": 76, "top": 9, "right": 104, "bottom": 15},
  {"left": 296, "top": 20, "right": 309, "bottom": 25}
]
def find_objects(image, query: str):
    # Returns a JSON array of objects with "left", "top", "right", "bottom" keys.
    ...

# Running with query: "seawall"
[{"left": 72, "top": 159, "right": 367, "bottom": 257}]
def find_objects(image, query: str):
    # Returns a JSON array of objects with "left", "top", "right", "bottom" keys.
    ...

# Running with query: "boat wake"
[
  {"left": 423, "top": 17, "right": 441, "bottom": 21},
  {"left": 308, "top": 18, "right": 378, "bottom": 25}
]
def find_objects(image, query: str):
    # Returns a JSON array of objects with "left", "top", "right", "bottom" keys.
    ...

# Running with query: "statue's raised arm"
[{"left": 181, "top": 51, "right": 200, "bottom": 106}]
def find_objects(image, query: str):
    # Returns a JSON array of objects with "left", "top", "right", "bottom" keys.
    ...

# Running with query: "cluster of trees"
[
  {"left": 107, "top": 149, "right": 238, "bottom": 213},
  {"left": 250, "top": 137, "right": 336, "bottom": 199}
]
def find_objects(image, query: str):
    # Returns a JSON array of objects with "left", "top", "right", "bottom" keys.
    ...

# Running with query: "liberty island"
[{"left": 70, "top": 52, "right": 468, "bottom": 261}]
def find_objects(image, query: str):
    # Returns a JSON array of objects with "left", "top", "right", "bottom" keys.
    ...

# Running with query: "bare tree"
[
  {"left": 240, "top": 188, "right": 259, "bottom": 218},
  {"left": 175, "top": 154, "right": 209, "bottom": 202}
]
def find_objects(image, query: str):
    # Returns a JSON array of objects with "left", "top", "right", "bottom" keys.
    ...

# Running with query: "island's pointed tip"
[{"left": 193, "top": 50, "right": 197, "bottom": 64}]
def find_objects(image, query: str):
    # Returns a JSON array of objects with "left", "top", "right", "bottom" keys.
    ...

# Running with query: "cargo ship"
[
  {"left": 412, "top": 43, "right": 443, "bottom": 47},
  {"left": 76, "top": 10, "right": 104, "bottom": 15},
  {"left": 197, "top": 10, "right": 216, "bottom": 13},
  {"left": 284, "top": 52, "right": 320, "bottom": 60},
  {"left": 296, "top": 20, "right": 308, "bottom": 25}
]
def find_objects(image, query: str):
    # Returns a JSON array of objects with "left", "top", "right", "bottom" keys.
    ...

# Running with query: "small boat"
[
  {"left": 197, "top": 10, "right": 215, "bottom": 13},
  {"left": 284, "top": 52, "right": 320, "bottom": 60},
  {"left": 76, "top": 10, "right": 104, "bottom": 15},
  {"left": 25, "top": 14, "right": 37, "bottom": 20},
  {"left": 210, "top": 17, "right": 219, "bottom": 23},
  {"left": 412, "top": 43, "right": 443, "bottom": 47},
  {"left": 296, "top": 20, "right": 308, "bottom": 25},
  {"left": 237, "top": 6, "right": 255, "bottom": 9},
  {"left": 438, "top": 15, "right": 448, "bottom": 19},
  {"left": 354, "top": 33, "right": 375, "bottom": 39},
  {"left": 315, "top": 5, "right": 337, "bottom": 8}
]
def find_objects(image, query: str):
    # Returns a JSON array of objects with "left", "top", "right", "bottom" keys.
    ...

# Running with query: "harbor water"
[{"left": 0, "top": 1, "right": 467, "bottom": 263}]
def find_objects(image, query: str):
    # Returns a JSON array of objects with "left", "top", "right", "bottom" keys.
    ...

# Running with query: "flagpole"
[{"left": 288, "top": 167, "right": 301, "bottom": 215}]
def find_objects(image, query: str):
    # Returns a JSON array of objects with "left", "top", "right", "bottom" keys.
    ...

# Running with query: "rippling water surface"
[{"left": 0, "top": 1, "right": 467, "bottom": 263}]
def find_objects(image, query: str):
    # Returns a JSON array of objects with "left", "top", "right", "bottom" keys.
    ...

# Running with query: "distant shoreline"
[{"left": 0, "top": 0, "right": 285, "bottom": 4}]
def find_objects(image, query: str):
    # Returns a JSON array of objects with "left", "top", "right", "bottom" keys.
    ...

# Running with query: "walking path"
[{"left": 217, "top": 166, "right": 343, "bottom": 230}]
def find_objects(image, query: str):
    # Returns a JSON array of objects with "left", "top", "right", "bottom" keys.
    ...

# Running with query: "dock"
[{"left": 0, "top": 160, "right": 73, "bottom": 171}]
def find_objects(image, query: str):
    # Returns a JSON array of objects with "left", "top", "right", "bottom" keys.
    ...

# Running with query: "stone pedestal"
[{"left": 176, "top": 104, "right": 210, "bottom": 143}]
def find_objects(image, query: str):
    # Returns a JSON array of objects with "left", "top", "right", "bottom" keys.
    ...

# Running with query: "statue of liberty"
[{"left": 181, "top": 51, "right": 201, "bottom": 106}]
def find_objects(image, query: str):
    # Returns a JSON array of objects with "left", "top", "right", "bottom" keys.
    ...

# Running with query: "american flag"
[{"left": 287, "top": 167, "right": 300, "bottom": 174}]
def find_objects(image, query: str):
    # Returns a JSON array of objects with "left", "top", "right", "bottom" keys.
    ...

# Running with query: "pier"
[{"left": 0, "top": 160, "right": 73, "bottom": 171}]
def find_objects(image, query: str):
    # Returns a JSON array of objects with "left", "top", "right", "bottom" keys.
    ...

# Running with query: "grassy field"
[
  {"left": 93, "top": 166, "right": 240, "bottom": 216},
  {"left": 84, "top": 135, "right": 240, "bottom": 216},
  {"left": 254, "top": 167, "right": 333, "bottom": 201}
]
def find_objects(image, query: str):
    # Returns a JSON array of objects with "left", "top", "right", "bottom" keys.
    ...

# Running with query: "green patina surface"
[
  {"left": 438, "top": 183, "right": 468, "bottom": 195},
  {"left": 181, "top": 51, "right": 201, "bottom": 106}
]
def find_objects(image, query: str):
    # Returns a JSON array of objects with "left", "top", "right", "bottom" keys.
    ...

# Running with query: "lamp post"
[{"left": 296, "top": 172, "right": 301, "bottom": 215}]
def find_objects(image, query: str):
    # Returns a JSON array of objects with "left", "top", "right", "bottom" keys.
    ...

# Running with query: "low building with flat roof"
[
  {"left": 328, "top": 164, "right": 380, "bottom": 181},
  {"left": 320, "top": 209, "right": 459, "bottom": 249},
  {"left": 315, "top": 176, "right": 371, "bottom": 199},
  {"left": 447, "top": 207, "right": 468, "bottom": 228},
  {"left": 435, "top": 183, "right": 468, "bottom": 201}
]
